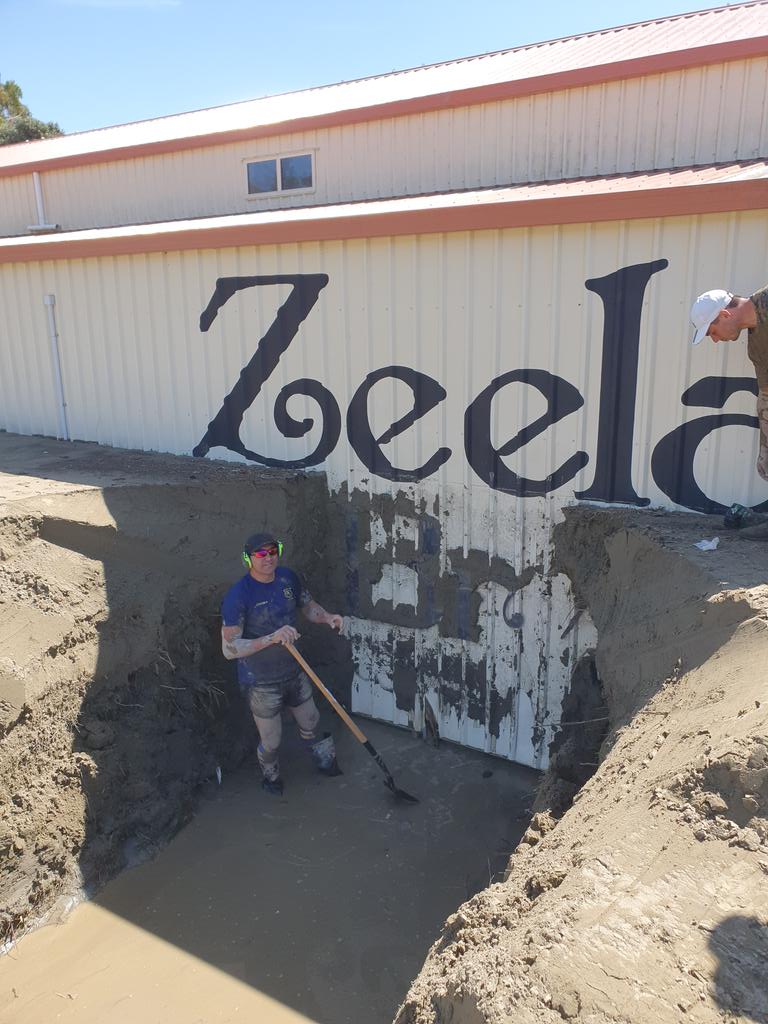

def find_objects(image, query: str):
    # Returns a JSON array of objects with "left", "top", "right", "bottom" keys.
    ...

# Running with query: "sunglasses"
[{"left": 251, "top": 542, "right": 282, "bottom": 558}]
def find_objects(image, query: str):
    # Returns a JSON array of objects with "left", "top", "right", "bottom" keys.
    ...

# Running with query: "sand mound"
[{"left": 396, "top": 509, "right": 768, "bottom": 1024}]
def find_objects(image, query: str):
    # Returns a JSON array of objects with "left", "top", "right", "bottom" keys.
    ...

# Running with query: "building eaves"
[
  {"left": 1, "top": 2, "right": 767, "bottom": 178},
  {"left": 1, "top": 160, "right": 766, "bottom": 264}
]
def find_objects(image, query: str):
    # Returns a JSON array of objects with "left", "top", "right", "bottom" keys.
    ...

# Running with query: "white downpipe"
[
  {"left": 44, "top": 294, "right": 70, "bottom": 440},
  {"left": 32, "top": 172, "right": 46, "bottom": 224},
  {"left": 28, "top": 173, "right": 59, "bottom": 232}
]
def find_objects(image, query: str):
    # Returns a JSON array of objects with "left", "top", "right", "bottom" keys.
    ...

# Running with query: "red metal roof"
[
  {"left": 1, "top": 2, "right": 768, "bottom": 176},
  {"left": 1, "top": 159, "right": 765, "bottom": 264}
]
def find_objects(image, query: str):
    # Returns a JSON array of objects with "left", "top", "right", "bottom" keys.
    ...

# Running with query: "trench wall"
[{"left": 0, "top": 462, "right": 341, "bottom": 939}]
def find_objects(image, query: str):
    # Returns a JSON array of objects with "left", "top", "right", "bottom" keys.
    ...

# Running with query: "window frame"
[{"left": 243, "top": 150, "right": 316, "bottom": 200}]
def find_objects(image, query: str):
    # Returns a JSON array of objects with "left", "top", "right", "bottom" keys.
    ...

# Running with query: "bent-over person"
[{"left": 690, "top": 286, "right": 768, "bottom": 481}]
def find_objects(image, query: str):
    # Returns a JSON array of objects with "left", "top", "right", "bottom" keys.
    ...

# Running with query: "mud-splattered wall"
[{"left": 318, "top": 484, "right": 596, "bottom": 769}]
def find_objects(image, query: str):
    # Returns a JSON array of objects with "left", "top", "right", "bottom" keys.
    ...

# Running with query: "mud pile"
[
  {"left": 0, "top": 443, "right": 336, "bottom": 941},
  {"left": 396, "top": 508, "right": 768, "bottom": 1024}
]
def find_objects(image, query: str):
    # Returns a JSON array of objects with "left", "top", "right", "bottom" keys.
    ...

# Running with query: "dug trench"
[
  {"left": 1, "top": 434, "right": 768, "bottom": 1024},
  {"left": 0, "top": 434, "right": 541, "bottom": 1024}
]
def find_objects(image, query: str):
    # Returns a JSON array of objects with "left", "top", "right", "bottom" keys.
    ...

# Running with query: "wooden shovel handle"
[{"left": 286, "top": 643, "right": 368, "bottom": 745}]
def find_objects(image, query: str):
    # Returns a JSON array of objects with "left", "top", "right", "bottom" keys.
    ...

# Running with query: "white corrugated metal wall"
[
  {"left": 1, "top": 211, "right": 767, "bottom": 766},
  {"left": 2, "top": 57, "right": 767, "bottom": 237}
]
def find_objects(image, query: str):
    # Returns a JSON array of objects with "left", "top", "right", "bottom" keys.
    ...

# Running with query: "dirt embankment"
[
  {"left": 0, "top": 443, "right": 339, "bottom": 942},
  {"left": 396, "top": 508, "right": 768, "bottom": 1024}
]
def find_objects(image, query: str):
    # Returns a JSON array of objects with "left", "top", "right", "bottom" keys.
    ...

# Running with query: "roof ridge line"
[{"left": 17, "top": 0, "right": 768, "bottom": 143}]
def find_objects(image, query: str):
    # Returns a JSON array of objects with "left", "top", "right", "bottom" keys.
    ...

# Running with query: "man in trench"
[
  {"left": 690, "top": 285, "right": 768, "bottom": 481},
  {"left": 221, "top": 531, "right": 344, "bottom": 795}
]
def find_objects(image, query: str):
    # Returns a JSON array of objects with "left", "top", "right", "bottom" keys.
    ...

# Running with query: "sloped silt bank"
[{"left": 396, "top": 507, "right": 768, "bottom": 1024}]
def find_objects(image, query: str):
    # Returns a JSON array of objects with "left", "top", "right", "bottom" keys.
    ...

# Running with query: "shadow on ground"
[{"left": 709, "top": 915, "right": 768, "bottom": 1023}]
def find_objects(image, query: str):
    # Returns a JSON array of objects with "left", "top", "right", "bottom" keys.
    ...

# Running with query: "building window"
[
  {"left": 246, "top": 153, "right": 313, "bottom": 196},
  {"left": 247, "top": 160, "right": 278, "bottom": 194}
]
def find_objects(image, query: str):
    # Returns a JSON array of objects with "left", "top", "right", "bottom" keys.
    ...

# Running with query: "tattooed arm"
[
  {"left": 221, "top": 623, "right": 299, "bottom": 660},
  {"left": 302, "top": 601, "right": 344, "bottom": 632}
]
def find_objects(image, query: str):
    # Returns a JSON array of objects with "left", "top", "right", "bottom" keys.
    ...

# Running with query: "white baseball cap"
[{"left": 690, "top": 289, "right": 732, "bottom": 345}]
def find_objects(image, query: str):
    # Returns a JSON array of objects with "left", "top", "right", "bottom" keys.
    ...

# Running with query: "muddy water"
[{"left": 0, "top": 715, "right": 538, "bottom": 1024}]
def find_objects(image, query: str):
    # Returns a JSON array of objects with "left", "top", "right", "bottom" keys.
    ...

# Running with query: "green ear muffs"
[{"left": 242, "top": 541, "right": 283, "bottom": 568}]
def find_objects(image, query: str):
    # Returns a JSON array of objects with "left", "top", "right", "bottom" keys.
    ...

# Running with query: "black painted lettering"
[
  {"left": 464, "top": 369, "right": 588, "bottom": 496},
  {"left": 575, "top": 259, "right": 668, "bottom": 506},
  {"left": 346, "top": 366, "right": 451, "bottom": 481},
  {"left": 271, "top": 379, "right": 342, "bottom": 468},
  {"left": 652, "top": 376, "right": 768, "bottom": 514},
  {"left": 193, "top": 274, "right": 335, "bottom": 467}
]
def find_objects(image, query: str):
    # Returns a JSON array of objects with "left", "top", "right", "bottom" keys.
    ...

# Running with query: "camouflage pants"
[{"left": 758, "top": 394, "right": 768, "bottom": 482}]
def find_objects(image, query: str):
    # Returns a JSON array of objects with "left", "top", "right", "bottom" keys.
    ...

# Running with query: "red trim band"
[{"left": 1, "top": 178, "right": 766, "bottom": 264}]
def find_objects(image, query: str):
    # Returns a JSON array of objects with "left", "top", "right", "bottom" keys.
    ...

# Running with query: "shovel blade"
[
  {"left": 382, "top": 775, "right": 420, "bottom": 804},
  {"left": 391, "top": 785, "right": 420, "bottom": 804},
  {"left": 365, "top": 738, "right": 421, "bottom": 804}
]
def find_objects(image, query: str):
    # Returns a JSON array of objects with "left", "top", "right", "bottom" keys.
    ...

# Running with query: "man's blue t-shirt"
[{"left": 221, "top": 567, "right": 312, "bottom": 687}]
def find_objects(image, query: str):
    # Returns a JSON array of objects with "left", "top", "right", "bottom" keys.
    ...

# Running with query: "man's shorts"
[{"left": 244, "top": 671, "right": 314, "bottom": 719}]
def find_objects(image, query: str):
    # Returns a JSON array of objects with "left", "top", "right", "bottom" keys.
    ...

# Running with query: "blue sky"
[{"left": 3, "top": 0, "right": 734, "bottom": 134}]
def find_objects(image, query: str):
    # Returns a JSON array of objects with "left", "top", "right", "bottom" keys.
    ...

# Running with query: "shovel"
[{"left": 286, "top": 643, "right": 419, "bottom": 804}]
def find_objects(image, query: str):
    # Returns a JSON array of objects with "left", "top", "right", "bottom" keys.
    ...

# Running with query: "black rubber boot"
[
  {"left": 309, "top": 732, "right": 343, "bottom": 776},
  {"left": 261, "top": 775, "right": 284, "bottom": 796},
  {"left": 258, "top": 743, "right": 283, "bottom": 794}
]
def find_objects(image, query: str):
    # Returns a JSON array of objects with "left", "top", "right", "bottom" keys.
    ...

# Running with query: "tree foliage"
[{"left": 0, "top": 78, "right": 62, "bottom": 146}]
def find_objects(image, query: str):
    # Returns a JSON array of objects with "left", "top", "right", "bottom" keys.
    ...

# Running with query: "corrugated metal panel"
[
  {"left": 0, "top": 176, "right": 39, "bottom": 238},
  {"left": 2, "top": 212, "right": 767, "bottom": 766},
  {"left": 0, "top": 261, "right": 62, "bottom": 437},
  {"left": 2, "top": 1, "right": 767, "bottom": 174},
  {"left": 2, "top": 57, "right": 766, "bottom": 238}
]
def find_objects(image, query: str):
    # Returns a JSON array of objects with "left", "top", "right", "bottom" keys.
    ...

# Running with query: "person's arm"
[
  {"left": 221, "top": 623, "right": 299, "bottom": 660},
  {"left": 301, "top": 600, "right": 344, "bottom": 632}
]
